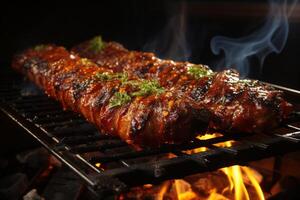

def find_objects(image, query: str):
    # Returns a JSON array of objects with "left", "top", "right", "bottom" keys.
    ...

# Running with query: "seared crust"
[
  {"left": 73, "top": 40, "right": 293, "bottom": 133},
  {"left": 12, "top": 42, "right": 293, "bottom": 146},
  {"left": 12, "top": 45, "right": 197, "bottom": 146}
]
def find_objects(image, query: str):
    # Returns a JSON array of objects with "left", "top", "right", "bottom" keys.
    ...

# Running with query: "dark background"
[{"left": 1, "top": 0, "right": 300, "bottom": 89}]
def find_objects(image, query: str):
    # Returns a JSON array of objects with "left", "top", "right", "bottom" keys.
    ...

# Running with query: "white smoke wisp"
[
  {"left": 210, "top": 0, "right": 298, "bottom": 77},
  {"left": 143, "top": 2, "right": 191, "bottom": 61}
]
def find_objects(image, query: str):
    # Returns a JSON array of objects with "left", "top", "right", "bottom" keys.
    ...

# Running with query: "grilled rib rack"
[{"left": 1, "top": 77, "right": 300, "bottom": 197}]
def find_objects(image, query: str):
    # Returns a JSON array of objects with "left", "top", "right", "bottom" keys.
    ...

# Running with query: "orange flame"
[
  {"left": 174, "top": 179, "right": 197, "bottom": 200},
  {"left": 156, "top": 182, "right": 170, "bottom": 200},
  {"left": 163, "top": 133, "right": 265, "bottom": 200},
  {"left": 118, "top": 133, "right": 265, "bottom": 200},
  {"left": 95, "top": 163, "right": 101, "bottom": 168},
  {"left": 242, "top": 167, "right": 265, "bottom": 200},
  {"left": 214, "top": 135, "right": 264, "bottom": 200},
  {"left": 183, "top": 133, "right": 222, "bottom": 154}
]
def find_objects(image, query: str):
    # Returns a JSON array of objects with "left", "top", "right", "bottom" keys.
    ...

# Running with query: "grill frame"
[{"left": 1, "top": 78, "right": 300, "bottom": 196}]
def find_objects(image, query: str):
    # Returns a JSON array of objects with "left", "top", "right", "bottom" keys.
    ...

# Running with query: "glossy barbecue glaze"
[
  {"left": 12, "top": 45, "right": 198, "bottom": 146},
  {"left": 12, "top": 43, "right": 293, "bottom": 146},
  {"left": 73, "top": 38, "right": 293, "bottom": 133}
]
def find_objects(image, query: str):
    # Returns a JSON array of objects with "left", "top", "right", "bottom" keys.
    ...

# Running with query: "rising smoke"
[
  {"left": 143, "top": 2, "right": 191, "bottom": 61},
  {"left": 210, "top": 0, "right": 297, "bottom": 77}
]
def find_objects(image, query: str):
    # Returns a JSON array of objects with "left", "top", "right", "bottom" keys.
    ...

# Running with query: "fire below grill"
[{"left": 0, "top": 77, "right": 300, "bottom": 197}]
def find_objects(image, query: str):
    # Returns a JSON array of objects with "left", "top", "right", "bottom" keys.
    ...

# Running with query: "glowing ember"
[
  {"left": 95, "top": 163, "right": 101, "bottom": 168},
  {"left": 157, "top": 182, "right": 170, "bottom": 200},
  {"left": 155, "top": 164, "right": 265, "bottom": 200},
  {"left": 213, "top": 134, "right": 264, "bottom": 200},
  {"left": 183, "top": 133, "right": 222, "bottom": 154},
  {"left": 174, "top": 179, "right": 197, "bottom": 200},
  {"left": 120, "top": 133, "right": 265, "bottom": 200},
  {"left": 243, "top": 167, "right": 265, "bottom": 200},
  {"left": 173, "top": 133, "right": 265, "bottom": 200}
]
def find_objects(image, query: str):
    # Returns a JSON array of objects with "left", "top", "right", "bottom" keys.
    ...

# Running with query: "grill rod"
[{"left": 1, "top": 79, "right": 300, "bottom": 196}]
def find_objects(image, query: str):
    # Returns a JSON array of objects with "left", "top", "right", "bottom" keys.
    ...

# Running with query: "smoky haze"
[
  {"left": 143, "top": 2, "right": 191, "bottom": 61},
  {"left": 210, "top": 0, "right": 297, "bottom": 77}
]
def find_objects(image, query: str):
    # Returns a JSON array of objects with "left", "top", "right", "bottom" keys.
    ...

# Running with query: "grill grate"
[{"left": 1, "top": 78, "right": 300, "bottom": 197}]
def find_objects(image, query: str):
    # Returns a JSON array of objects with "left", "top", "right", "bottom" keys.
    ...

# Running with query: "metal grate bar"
[
  {"left": 68, "top": 141, "right": 128, "bottom": 154},
  {"left": 59, "top": 134, "right": 112, "bottom": 145},
  {"left": 1, "top": 79, "right": 300, "bottom": 196}
]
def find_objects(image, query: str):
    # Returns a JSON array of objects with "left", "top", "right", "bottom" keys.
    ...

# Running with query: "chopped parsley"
[
  {"left": 95, "top": 72, "right": 128, "bottom": 83},
  {"left": 187, "top": 65, "right": 214, "bottom": 79},
  {"left": 89, "top": 36, "right": 105, "bottom": 52},
  {"left": 238, "top": 79, "right": 258, "bottom": 87},
  {"left": 95, "top": 72, "right": 165, "bottom": 108},
  {"left": 118, "top": 73, "right": 129, "bottom": 83},
  {"left": 131, "top": 80, "right": 164, "bottom": 96},
  {"left": 80, "top": 58, "right": 94, "bottom": 67},
  {"left": 95, "top": 72, "right": 113, "bottom": 81},
  {"left": 109, "top": 92, "right": 131, "bottom": 108},
  {"left": 34, "top": 44, "right": 48, "bottom": 51}
]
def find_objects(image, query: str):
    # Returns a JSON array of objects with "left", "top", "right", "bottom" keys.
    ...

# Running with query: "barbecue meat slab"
[
  {"left": 12, "top": 45, "right": 199, "bottom": 146},
  {"left": 12, "top": 41, "right": 293, "bottom": 146},
  {"left": 72, "top": 37, "right": 293, "bottom": 133}
]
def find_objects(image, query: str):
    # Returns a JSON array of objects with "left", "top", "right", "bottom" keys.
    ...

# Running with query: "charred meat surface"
[
  {"left": 12, "top": 39, "right": 293, "bottom": 145},
  {"left": 12, "top": 45, "right": 198, "bottom": 146},
  {"left": 72, "top": 37, "right": 293, "bottom": 133}
]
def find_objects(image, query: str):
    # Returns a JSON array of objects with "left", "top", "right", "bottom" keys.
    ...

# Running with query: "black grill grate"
[{"left": 1, "top": 78, "right": 300, "bottom": 196}]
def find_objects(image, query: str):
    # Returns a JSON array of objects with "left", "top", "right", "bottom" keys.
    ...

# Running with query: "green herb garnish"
[
  {"left": 131, "top": 80, "right": 164, "bottom": 97},
  {"left": 89, "top": 36, "right": 105, "bottom": 52},
  {"left": 187, "top": 65, "right": 214, "bottom": 79},
  {"left": 80, "top": 58, "right": 94, "bottom": 67},
  {"left": 95, "top": 72, "right": 128, "bottom": 83},
  {"left": 109, "top": 92, "right": 131, "bottom": 108},
  {"left": 238, "top": 79, "right": 258, "bottom": 87},
  {"left": 95, "top": 72, "right": 164, "bottom": 107},
  {"left": 95, "top": 72, "right": 112, "bottom": 81},
  {"left": 118, "top": 73, "right": 129, "bottom": 83},
  {"left": 34, "top": 44, "right": 48, "bottom": 51}
]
